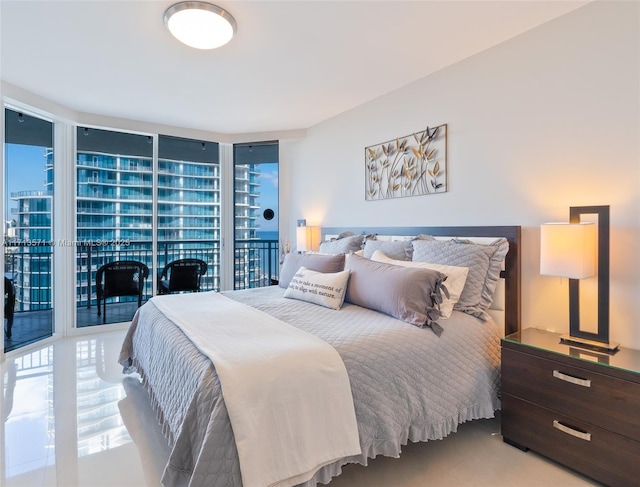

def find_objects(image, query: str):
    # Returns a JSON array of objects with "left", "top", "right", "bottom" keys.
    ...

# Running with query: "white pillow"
[
  {"left": 370, "top": 250, "right": 469, "bottom": 319},
  {"left": 284, "top": 266, "right": 351, "bottom": 310}
]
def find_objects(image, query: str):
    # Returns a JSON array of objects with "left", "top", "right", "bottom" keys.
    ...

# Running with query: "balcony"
[{"left": 4, "top": 239, "right": 279, "bottom": 353}]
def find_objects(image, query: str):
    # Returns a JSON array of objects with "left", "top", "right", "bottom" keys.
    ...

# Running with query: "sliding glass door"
[
  {"left": 157, "top": 135, "right": 220, "bottom": 292},
  {"left": 3, "top": 109, "right": 55, "bottom": 352},
  {"left": 75, "top": 128, "right": 153, "bottom": 327}
]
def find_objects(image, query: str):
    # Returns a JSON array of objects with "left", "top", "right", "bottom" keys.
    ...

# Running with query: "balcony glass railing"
[
  {"left": 233, "top": 239, "right": 280, "bottom": 290},
  {"left": 4, "top": 238, "right": 279, "bottom": 350},
  {"left": 4, "top": 238, "right": 279, "bottom": 315}
]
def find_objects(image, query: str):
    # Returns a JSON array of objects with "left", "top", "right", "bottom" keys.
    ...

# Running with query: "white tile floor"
[{"left": 1, "top": 330, "right": 602, "bottom": 487}]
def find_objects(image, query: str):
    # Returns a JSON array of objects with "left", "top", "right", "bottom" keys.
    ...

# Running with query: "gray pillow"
[
  {"left": 363, "top": 239, "right": 412, "bottom": 260},
  {"left": 279, "top": 253, "right": 345, "bottom": 288},
  {"left": 411, "top": 237, "right": 509, "bottom": 320},
  {"left": 344, "top": 254, "right": 446, "bottom": 335},
  {"left": 319, "top": 234, "right": 364, "bottom": 255}
]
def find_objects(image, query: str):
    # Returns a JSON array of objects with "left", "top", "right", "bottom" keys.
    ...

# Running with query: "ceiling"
[{"left": 1, "top": 1, "right": 588, "bottom": 136}]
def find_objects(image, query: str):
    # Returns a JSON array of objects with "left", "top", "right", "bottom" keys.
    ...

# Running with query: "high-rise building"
[
  {"left": 11, "top": 143, "right": 266, "bottom": 312},
  {"left": 75, "top": 142, "right": 229, "bottom": 307},
  {"left": 7, "top": 149, "right": 53, "bottom": 311},
  {"left": 75, "top": 150, "right": 154, "bottom": 308},
  {"left": 234, "top": 163, "right": 262, "bottom": 288}
]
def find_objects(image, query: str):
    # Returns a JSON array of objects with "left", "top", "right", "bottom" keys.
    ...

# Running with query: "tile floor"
[
  {"left": 1, "top": 330, "right": 602, "bottom": 487},
  {"left": 4, "top": 302, "right": 142, "bottom": 353}
]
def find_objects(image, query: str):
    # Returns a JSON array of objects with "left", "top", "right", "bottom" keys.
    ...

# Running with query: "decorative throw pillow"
[
  {"left": 279, "top": 253, "right": 345, "bottom": 288},
  {"left": 284, "top": 266, "right": 351, "bottom": 310},
  {"left": 344, "top": 253, "right": 446, "bottom": 335},
  {"left": 370, "top": 250, "right": 468, "bottom": 319},
  {"left": 411, "top": 237, "right": 509, "bottom": 320},
  {"left": 319, "top": 234, "right": 365, "bottom": 255},
  {"left": 363, "top": 239, "right": 413, "bottom": 261}
]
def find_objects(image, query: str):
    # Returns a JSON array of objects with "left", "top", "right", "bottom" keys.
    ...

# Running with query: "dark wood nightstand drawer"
[
  {"left": 502, "top": 348, "right": 640, "bottom": 441},
  {"left": 502, "top": 394, "right": 640, "bottom": 487}
]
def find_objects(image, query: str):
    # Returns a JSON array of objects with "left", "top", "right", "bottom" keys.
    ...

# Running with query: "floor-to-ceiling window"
[
  {"left": 233, "top": 142, "right": 279, "bottom": 289},
  {"left": 157, "top": 135, "right": 220, "bottom": 291},
  {"left": 2, "top": 100, "right": 280, "bottom": 340},
  {"left": 3, "top": 109, "right": 54, "bottom": 353},
  {"left": 76, "top": 128, "right": 153, "bottom": 327}
]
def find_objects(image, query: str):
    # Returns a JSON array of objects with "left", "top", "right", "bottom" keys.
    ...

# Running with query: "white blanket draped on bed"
[{"left": 150, "top": 291, "right": 361, "bottom": 487}]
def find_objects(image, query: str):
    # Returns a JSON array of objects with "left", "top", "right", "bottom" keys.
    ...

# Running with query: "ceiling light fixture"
[{"left": 164, "top": 2, "right": 237, "bottom": 50}]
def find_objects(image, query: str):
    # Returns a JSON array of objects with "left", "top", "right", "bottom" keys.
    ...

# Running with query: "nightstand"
[{"left": 501, "top": 328, "right": 640, "bottom": 487}]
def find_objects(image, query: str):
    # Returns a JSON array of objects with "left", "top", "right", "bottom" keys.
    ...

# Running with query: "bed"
[{"left": 119, "top": 225, "right": 521, "bottom": 487}]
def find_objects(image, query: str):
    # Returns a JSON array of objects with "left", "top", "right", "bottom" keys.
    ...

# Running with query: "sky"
[{"left": 254, "top": 163, "right": 279, "bottom": 235}]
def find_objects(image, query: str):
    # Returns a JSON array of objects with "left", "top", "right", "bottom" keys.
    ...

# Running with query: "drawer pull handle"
[
  {"left": 553, "top": 420, "right": 592, "bottom": 441},
  {"left": 552, "top": 370, "right": 591, "bottom": 387}
]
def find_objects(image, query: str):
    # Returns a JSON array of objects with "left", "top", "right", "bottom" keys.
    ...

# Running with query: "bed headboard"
[{"left": 321, "top": 226, "right": 521, "bottom": 336}]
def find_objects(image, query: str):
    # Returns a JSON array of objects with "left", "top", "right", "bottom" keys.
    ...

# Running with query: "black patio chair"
[
  {"left": 96, "top": 260, "right": 149, "bottom": 324},
  {"left": 158, "top": 258, "right": 207, "bottom": 295},
  {"left": 4, "top": 277, "right": 15, "bottom": 338}
]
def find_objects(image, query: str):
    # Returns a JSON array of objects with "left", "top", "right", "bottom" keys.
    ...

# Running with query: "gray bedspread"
[{"left": 119, "top": 286, "right": 501, "bottom": 487}]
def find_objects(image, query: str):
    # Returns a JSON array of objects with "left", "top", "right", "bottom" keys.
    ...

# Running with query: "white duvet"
[{"left": 150, "top": 292, "right": 361, "bottom": 487}]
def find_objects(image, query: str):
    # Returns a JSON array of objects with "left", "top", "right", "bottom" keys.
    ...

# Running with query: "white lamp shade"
[
  {"left": 540, "top": 222, "right": 596, "bottom": 279},
  {"left": 296, "top": 226, "right": 321, "bottom": 252}
]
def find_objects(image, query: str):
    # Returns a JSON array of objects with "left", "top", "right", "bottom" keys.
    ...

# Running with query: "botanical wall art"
[{"left": 365, "top": 124, "right": 447, "bottom": 201}]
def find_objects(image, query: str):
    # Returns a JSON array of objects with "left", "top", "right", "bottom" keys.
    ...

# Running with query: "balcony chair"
[
  {"left": 96, "top": 260, "right": 149, "bottom": 324},
  {"left": 4, "top": 277, "right": 15, "bottom": 339},
  {"left": 158, "top": 258, "right": 208, "bottom": 295}
]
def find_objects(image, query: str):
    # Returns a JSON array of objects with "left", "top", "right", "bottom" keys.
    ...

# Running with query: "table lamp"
[
  {"left": 540, "top": 205, "right": 617, "bottom": 352},
  {"left": 296, "top": 220, "right": 321, "bottom": 253}
]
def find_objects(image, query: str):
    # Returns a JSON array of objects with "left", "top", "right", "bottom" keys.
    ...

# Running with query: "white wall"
[{"left": 283, "top": 1, "right": 640, "bottom": 348}]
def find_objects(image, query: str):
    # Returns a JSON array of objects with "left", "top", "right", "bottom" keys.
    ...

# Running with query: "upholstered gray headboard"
[{"left": 321, "top": 226, "right": 521, "bottom": 336}]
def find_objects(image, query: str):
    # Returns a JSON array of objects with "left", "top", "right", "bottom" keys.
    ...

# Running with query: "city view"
[{"left": 4, "top": 109, "right": 278, "bottom": 352}]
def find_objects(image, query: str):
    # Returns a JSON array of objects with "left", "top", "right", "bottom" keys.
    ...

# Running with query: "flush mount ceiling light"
[{"left": 164, "top": 2, "right": 237, "bottom": 50}]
